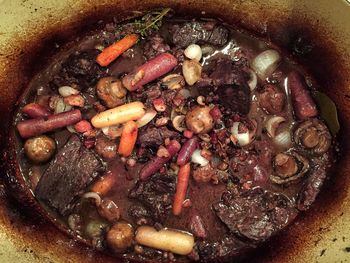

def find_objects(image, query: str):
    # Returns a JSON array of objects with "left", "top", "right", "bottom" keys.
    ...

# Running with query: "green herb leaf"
[
  {"left": 132, "top": 7, "right": 171, "bottom": 37},
  {"left": 314, "top": 91, "right": 340, "bottom": 136}
]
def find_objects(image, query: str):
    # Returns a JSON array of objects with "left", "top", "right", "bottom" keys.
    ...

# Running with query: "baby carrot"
[
  {"left": 118, "top": 120, "right": 138, "bottom": 157},
  {"left": 96, "top": 34, "right": 139, "bottom": 67},
  {"left": 173, "top": 163, "right": 191, "bottom": 216}
]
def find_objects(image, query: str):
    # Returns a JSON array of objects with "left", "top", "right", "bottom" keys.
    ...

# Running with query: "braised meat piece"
[
  {"left": 213, "top": 188, "right": 297, "bottom": 241},
  {"left": 168, "top": 21, "right": 229, "bottom": 48},
  {"left": 138, "top": 126, "right": 179, "bottom": 147},
  {"left": 53, "top": 49, "right": 106, "bottom": 89},
  {"left": 128, "top": 175, "right": 176, "bottom": 222},
  {"left": 35, "top": 135, "right": 103, "bottom": 215}
]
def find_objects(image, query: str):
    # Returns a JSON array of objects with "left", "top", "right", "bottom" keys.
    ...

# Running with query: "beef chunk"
[
  {"left": 138, "top": 126, "right": 179, "bottom": 147},
  {"left": 35, "top": 135, "right": 103, "bottom": 215},
  {"left": 297, "top": 161, "right": 327, "bottom": 211},
  {"left": 143, "top": 33, "right": 171, "bottom": 60},
  {"left": 208, "top": 56, "right": 249, "bottom": 86},
  {"left": 213, "top": 188, "right": 297, "bottom": 242},
  {"left": 52, "top": 49, "right": 106, "bottom": 89},
  {"left": 169, "top": 21, "right": 229, "bottom": 48},
  {"left": 128, "top": 175, "right": 176, "bottom": 222},
  {"left": 198, "top": 55, "right": 251, "bottom": 115},
  {"left": 197, "top": 236, "right": 252, "bottom": 262}
]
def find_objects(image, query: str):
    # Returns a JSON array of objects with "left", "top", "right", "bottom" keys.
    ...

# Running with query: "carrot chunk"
[
  {"left": 96, "top": 34, "right": 139, "bottom": 67},
  {"left": 118, "top": 120, "right": 138, "bottom": 157},
  {"left": 173, "top": 163, "right": 191, "bottom": 216}
]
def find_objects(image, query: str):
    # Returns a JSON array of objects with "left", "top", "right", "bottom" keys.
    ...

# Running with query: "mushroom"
[
  {"left": 97, "top": 77, "right": 127, "bottom": 108},
  {"left": 185, "top": 106, "right": 214, "bottom": 134},
  {"left": 294, "top": 118, "right": 331, "bottom": 155},
  {"left": 258, "top": 84, "right": 285, "bottom": 114},
  {"left": 106, "top": 222, "right": 134, "bottom": 252},
  {"left": 24, "top": 135, "right": 56, "bottom": 163},
  {"left": 270, "top": 151, "right": 309, "bottom": 184}
]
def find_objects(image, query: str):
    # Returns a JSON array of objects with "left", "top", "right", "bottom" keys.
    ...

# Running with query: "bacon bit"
[
  {"left": 83, "top": 129, "right": 97, "bottom": 138},
  {"left": 153, "top": 98, "right": 166, "bottom": 112},
  {"left": 242, "top": 181, "right": 253, "bottom": 190},
  {"left": 182, "top": 199, "right": 192, "bottom": 208},
  {"left": 94, "top": 101, "right": 106, "bottom": 112},
  {"left": 200, "top": 149, "right": 212, "bottom": 161},
  {"left": 183, "top": 130, "right": 193, "bottom": 139},
  {"left": 164, "top": 138, "right": 170, "bottom": 146},
  {"left": 172, "top": 97, "right": 183, "bottom": 107},
  {"left": 155, "top": 117, "right": 169, "bottom": 127},
  {"left": 209, "top": 106, "right": 222, "bottom": 121},
  {"left": 74, "top": 120, "right": 92, "bottom": 133},
  {"left": 127, "top": 158, "right": 137, "bottom": 167},
  {"left": 84, "top": 137, "right": 95, "bottom": 149},
  {"left": 63, "top": 94, "right": 85, "bottom": 107},
  {"left": 157, "top": 146, "right": 170, "bottom": 158}
]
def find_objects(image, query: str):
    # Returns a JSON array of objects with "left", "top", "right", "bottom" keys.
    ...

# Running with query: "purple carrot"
[
  {"left": 122, "top": 53, "right": 178, "bottom": 91},
  {"left": 176, "top": 137, "right": 199, "bottom": 166},
  {"left": 22, "top": 103, "right": 51, "bottom": 118},
  {"left": 17, "top": 109, "right": 82, "bottom": 138},
  {"left": 140, "top": 140, "right": 181, "bottom": 180},
  {"left": 288, "top": 71, "right": 318, "bottom": 120}
]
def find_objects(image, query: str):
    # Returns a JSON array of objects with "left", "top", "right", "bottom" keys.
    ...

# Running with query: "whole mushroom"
[
  {"left": 270, "top": 151, "right": 309, "bottom": 184},
  {"left": 185, "top": 106, "right": 214, "bottom": 134},
  {"left": 97, "top": 77, "right": 127, "bottom": 108},
  {"left": 294, "top": 118, "right": 331, "bottom": 155},
  {"left": 24, "top": 135, "right": 56, "bottom": 163},
  {"left": 106, "top": 222, "right": 134, "bottom": 252}
]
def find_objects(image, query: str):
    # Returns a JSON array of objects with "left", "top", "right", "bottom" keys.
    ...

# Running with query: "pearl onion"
[{"left": 184, "top": 44, "right": 202, "bottom": 61}]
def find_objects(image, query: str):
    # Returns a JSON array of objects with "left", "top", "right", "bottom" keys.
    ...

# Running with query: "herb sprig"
[{"left": 132, "top": 8, "right": 172, "bottom": 37}]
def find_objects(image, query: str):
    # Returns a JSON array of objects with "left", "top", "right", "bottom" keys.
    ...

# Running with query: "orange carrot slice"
[
  {"left": 96, "top": 34, "right": 139, "bottom": 67},
  {"left": 173, "top": 163, "right": 191, "bottom": 216},
  {"left": 118, "top": 120, "right": 138, "bottom": 157}
]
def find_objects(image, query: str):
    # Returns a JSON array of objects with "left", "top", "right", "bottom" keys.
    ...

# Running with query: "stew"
[{"left": 13, "top": 9, "right": 337, "bottom": 262}]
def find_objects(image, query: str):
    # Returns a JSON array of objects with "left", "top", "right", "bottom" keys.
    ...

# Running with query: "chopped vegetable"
[
  {"left": 122, "top": 53, "right": 178, "bottom": 91},
  {"left": 182, "top": 59, "right": 202, "bottom": 86},
  {"left": 177, "top": 137, "right": 199, "bottom": 166},
  {"left": 91, "top": 172, "right": 117, "bottom": 196},
  {"left": 96, "top": 34, "right": 139, "bottom": 67},
  {"left": 135, "top": 226, "right": 194, "bottom": 255},
  {"left": 118, "top": 120, "right": 138, "bottom": 157},
  {"left": 140, "top": 140, "right": 181, "bottom": 180},
  {"left": 17, "top": 109, "right": 82, "bottom": 138},
  {"left": 24, "top": 135, "right": 56, "bottom": 163},
  {"left": 173, "top": 163, "right": 191, "bottom": 215},
  {"left": 22, "top": 103, "right": 51, "bottom": 119},
  {"left": 91, "top": 101, "right": 145, "bottom": 128}
]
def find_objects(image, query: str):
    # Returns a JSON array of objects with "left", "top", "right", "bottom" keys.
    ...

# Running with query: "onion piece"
[
  {"left": 178, "top": 89, "right": 191, "bottom": 99},
  {"left": 230, "top": 121, "right": 257, "bottom": 146},
  {"left": 247, "top": 69, "right": 258, "bottom": 91},
  {"left": 54, "top": 98, "right": 72, "bottom": 114},
  {"left": 251, "top": 49, "right": 281, "bottom": 79},
  {"left": 273, "top": 130, "right": 292, "bottom": 148},
  {"left": 184, "top": 44, "right": 202, "bottom": 62},
  {"left": 58, "top": 86, "right": 79, "bottom": 97},
  {"left": 102, "top": 125, "right": 123, "bottom": 139},
  {"left": 136, "top": 110, "right": 157, "bottom": 128},
  {"left": 66, "top": 125, "right": 77, "bottom": 133},
  {"left": 82, "top": 192, "right": 102, "bottom": 206},
  {"left": 191, "top": 149, "right": 209, "bottom": 167},
  {"left": 172, "top": 115, "right": 186, "bottom": 132},
  {"left": 265, "top": 116, "right": 286, "bottom": 137},
  {"left": 182, "top": 60, "right": 202, "bottom": 86}
]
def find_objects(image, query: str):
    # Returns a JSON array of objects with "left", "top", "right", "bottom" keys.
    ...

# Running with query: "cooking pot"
[{"left": 0, "top": 0, "right": 349, "bottom": 262}]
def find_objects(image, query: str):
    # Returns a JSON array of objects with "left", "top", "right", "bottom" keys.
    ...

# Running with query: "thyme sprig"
[{"left": 133, "top": 8, "right": 172, "bottom": 37}]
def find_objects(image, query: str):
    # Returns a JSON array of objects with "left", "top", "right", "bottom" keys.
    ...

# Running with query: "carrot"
[
  {"left": 96, "top": 34, "right": 139, "bottom": 67},
  {"left": 91, "top": 172, "right": 117, "bottom": 196},
  {"left": 91, "top": 101, "right": 145, "bottom": 128},
  {"left": 118, "top": 120, "right": 138, "bottom": 157},
  {"left": 173, "top": 163, "right": 191, "bottom": 216}
]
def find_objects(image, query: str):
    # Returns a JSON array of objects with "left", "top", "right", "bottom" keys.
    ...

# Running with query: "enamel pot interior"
[{"left": 0, "top": 0, "right": 350, "bottom": 262}]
